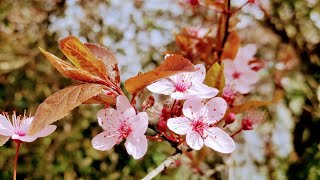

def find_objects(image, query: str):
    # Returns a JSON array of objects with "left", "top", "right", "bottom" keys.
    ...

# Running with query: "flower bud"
[
  {"left": 241, "top": 118, "right": 253, "bottom": 130},
  {"left": 225, "top": 112, "right": 235, "bottom": 125},
  {"left": 158, "top": 120, "right": 168, "bottom": 133}
]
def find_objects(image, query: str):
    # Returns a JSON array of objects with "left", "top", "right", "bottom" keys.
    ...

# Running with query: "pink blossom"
[
  {"left": 91, "top": 95, "right": 148, "bottom": 159},
  {"left": 147, "top": 62, "right": 218, "bottom": 100},
  {"left": 223, "top": 44, "right": 260, "bottom": 94},
  {"left": 0, "top": 112, "right": 56, "bottom": 146},
  {"left": 167, "top": 97, "right": 235, "bottom": 153}
]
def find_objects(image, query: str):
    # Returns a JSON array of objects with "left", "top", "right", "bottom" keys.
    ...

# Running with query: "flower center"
[
  {"left": 191, "top": 120, "right": 206, "bottom": 136},
  {"left": 232, "top": 72, "right": 241, "bottom": 79},
  {"left": 118, "top": 123, "right": 132, "bottom": 138},
  {"left": 175, "top": 80, "right": 191, "bottom": 92}
]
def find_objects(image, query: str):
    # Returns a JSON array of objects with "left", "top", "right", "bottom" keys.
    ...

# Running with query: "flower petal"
[
  {"left": 97, "top": 108, "right": 120, "bottom": 130},
  {"left": 234, "top": 80, "right": 251, "bottom": 94},
  {"left": 0, "top": 115, "right": 13, "bottom": 136},
  {"left": 235, "top": 44, "right": 257, "bottom": 67},
  {"left": 183, "top": 96, "right": 206, "bottom": 119},
  {"left": 186, "top": 131, "right": 204, "bottom": 150},
  {"left": 239, "top": 70, "right": 259, "bottom": 84},
  {"left": 34, "top": 125, "right": 57, "bottom": 138},
  {"left": 187, "top": 84, "right": 218, "bottom": 99},
  {"left": 170, "top": 91, "right": 187, "bottom": 100},
  {"left": 223, "top": 60, "right": 236, "bottom": 83},
  {"left": 167, "top": 117, "right": 192, "bottom": 135},
  {"left": 125, "top": 135, "right": 148, "bottom": 159},
  {"left": 204, "top": 127, "right": 235, "bottom": 153},
  {"left": 91, "top": 131, "right": 118, "bottom": 151},
  {"left": 188, "top": 64, "right": 206, "bottom": 84},
  {"left": 131, "top": 112, "right": 148, "bottom": 137},
  {"left": 205, "top": 97, "right": 227, "bottom": 124},
  {"left": 12, "top": 134, "right": 37, "bottom": 142},
  {"left": 147, "top": 78, "right": 175, "bottom": 95},
  {"left": 0, "top": 135, "right": 10, "bottom": 146},
  {"left": 117, "top": 95, "right": 136, "bottom": 121}
]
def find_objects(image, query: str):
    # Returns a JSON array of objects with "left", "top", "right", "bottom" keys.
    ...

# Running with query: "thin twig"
[
  {"left": 142, "top": 151, "right": 182, "bottom": 180},
  {"left": 218, "top": 0, "right": 232, "bottom": 59}
]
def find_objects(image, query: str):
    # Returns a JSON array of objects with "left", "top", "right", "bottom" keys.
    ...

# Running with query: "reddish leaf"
[
  {"left": 85, "top": 43, "right": 120, "bottom": 85},
  {"left": 59, "top": 36, "right": 109, "bottom": 81},
  {"left": 221, "top": 31, "right": 240, "bottom": 60},
  {"left": 28, "top": 83, "right": 104, "bottom": 135},
  {"left": 40, "top": 47, "right": 109, "bottom": 85},
  {"left": 124, "top": 54, "right": 195, "bottom": 94},
  {"left": 228, "top": 100, "right": 270, "bottom": 114},
  {"left": 83, "top": 87, "right": 118, "bottom": 104}
]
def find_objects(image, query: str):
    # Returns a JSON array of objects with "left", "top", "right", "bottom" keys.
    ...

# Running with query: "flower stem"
[
  {"left": 231, "top": 128, "right": 243, "bottom": 138},
  {"left": 170, "top": 100, "right": 177, "bottom": 117},
  {"left": 13, "top": 140, "right": 21, "bottom": 180}
]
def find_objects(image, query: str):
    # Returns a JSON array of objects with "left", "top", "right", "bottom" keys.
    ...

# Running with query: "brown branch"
[
  {"left": 142, "top": 151, "right": 182, "bottom": 180},
  {"left": 218, "top": 0, "right": 232, "bottom": 59}
]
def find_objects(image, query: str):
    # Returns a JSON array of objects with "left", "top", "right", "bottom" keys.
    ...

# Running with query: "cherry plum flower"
[
  {"left": 0, "top": 112, "right": 57, "bottom": 146},
  {"left": 147, "top": 62, "right": 218, "bottom": 100},
  {"left": 167, "top": 97, "right": 235, "bottom": 153},
  {"left": 223, "top": 44, "right": 260, "bottom": 94},
  {"left": 91, "top": 95, "right": 148, "bottom": 159}
]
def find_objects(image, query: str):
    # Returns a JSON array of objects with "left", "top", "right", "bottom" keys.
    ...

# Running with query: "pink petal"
[
  {"left": 170, "top": 91, "right": 187, "bottom": 100},
  {"left": 125, "top": 135, "right": 148, "bottom": 159},
  {"left": 188, "top": 64, "right": 206, "bottom": 84},
  {"left": 234, "top": 80, "right": 251, "bottom": 94},
  {"left": 223, "top": 60, "right": 236, "bottom": 83},
  {"left": 187, "top": 84, "right": 218, "bottom": 99},
  {"left": 147, "top": 79, "right": 175, "bottom": 95},
  {"left": 0, "top": 115, "right": 13, "bottom": 136},
  {"left": 182, "top": 97, "right": 206, "bottom": 119},
  {"left": 91, "top": 131, "right": 118, "bottom": 151},
  {"left": 0, "top": 135, "right": 10, "bottom": 146},
  {"left": 34, "top": 125, "right": 57, "bottom": 138},
  {"left": 205, "top": 97, "right": 227, "bottom": 124},
  {"left": 235, "top": 44, "right": 257, "bottom": 66},
  {"left": 204, "top": 127, "right": 235, "bottom": 153},
  {"left": 131, "top": 112, "right": 148, "bottom": 137},
  {"left": 12, "top": 134, "right": 37, "bottom": 142},
  {"left": 97, "top": 108, "right": 120, "bottom": 130},
  {"left": 116, "top": 95, "right": 136, "bottom": 121},
  {"left": 240, "top": 70, "right": 259, "bottom": 84},
  {"left": 22, "top": 117, "right": 33, "bottom": 126},
  {"left": 167, "top": 117, "right": 192, "bottom": 135},
  {"left": 186, "top": 131, "right": 204, "bottom": 150}
]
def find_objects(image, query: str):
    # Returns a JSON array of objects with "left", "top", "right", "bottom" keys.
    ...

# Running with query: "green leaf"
[{"left": 204, "top": 62, "right": 225, "bottom": 93}]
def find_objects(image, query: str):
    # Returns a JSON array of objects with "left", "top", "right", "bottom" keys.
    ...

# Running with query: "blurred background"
[{"left": 0, "top": 0, "right": 320, "bottom": 179}]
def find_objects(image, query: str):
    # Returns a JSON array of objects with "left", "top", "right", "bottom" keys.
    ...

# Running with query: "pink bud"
[
  {"left": 161, "top": 106, "right": 171, "bottom": 120},
  {"left": 225, "top": 112, "right": 236, "bottom": 124},
  {"left": 158, "top": 120, "right": 168, "bottom": 133},
  {"left": 241, "top": 118, "right": 253, "bottom": 130},
  {"left": 248, "top": 0, "right": 255, "bottom": 4},
  {"left": 172, "top": 103, "right": 183, "bottom": 117}
]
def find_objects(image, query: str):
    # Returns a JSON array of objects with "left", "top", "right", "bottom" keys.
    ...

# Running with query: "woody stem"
[{"left": 218, "top": 0, "right": 232, "bottom": 59}]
